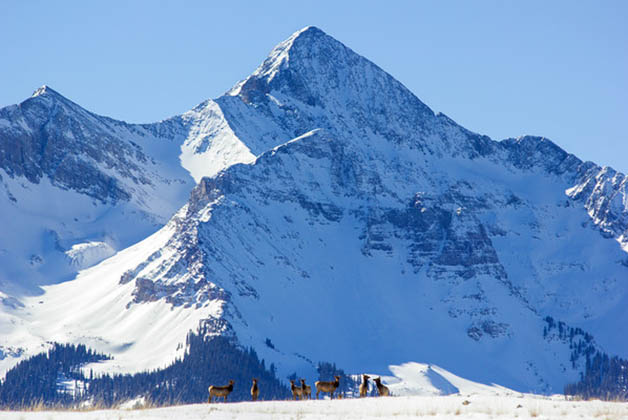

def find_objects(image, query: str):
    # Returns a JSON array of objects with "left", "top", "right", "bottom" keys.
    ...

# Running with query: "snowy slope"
[
  {"left": 0, "top": 84, "right": 265, "bottom": 297},
  {"left": 0, "top": 86, "right": 189, "bottom": 296},
  {"left": 2, "top": 26, "right": 628, "bottom": 396},
  {"left": 381, "top": 362, "right": 515, "bottom": 397},
  {"left": 2, "top": 394, "right": 628, "bottom": 420},
  {"left": 0, "top": 85, "right": 262, "bottom": 368}
]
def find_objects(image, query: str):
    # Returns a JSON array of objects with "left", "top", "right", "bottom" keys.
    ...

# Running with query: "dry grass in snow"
[{"left": 1, "top": 394, "right": 628, "bottom": 420}]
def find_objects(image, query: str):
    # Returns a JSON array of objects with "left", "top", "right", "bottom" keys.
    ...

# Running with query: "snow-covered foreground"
[{"left": 1, "top": 395, "right": 627, "bottom": 420}]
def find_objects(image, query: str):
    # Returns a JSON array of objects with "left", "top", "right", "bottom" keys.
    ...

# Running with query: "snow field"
[{"left": 1, "top": 395, "right": 627, "bottom": 420}]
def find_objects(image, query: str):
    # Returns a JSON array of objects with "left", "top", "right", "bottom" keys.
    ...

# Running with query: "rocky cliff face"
[
  {"left": 118, "top": 117, "right": 627, "bottom": 392},
  {"left": 0, "top": 72, "right": 274, "bottom": 297},
  {"left": 0, "top": 86, "right": 148, "bottom": 203},
  {"left": 0, "top": 84, "right": 248, "bottom": 297},
  {"left": 2, "top": 26, "right": 627, "bottom": 394}
]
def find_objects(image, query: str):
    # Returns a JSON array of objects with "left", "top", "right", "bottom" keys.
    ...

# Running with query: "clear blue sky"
[{"left": 2, "top": 1, "right": 627, "bottom": 172}]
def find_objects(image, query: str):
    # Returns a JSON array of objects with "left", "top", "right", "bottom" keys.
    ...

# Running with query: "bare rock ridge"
[
  {"left": 1, "top": 85, "right": 139, "bottom": 202},
  {"left": 0, "top": 84, "right": 195, "bottom": 294}
]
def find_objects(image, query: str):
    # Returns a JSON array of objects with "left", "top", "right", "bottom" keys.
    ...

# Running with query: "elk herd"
[{"left": 207, "top": 374, "right": 390, "bottom": 403}]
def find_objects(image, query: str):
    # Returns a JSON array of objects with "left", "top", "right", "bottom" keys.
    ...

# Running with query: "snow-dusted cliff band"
[{"left": 1, "top": 26, "right": 627, "bottom": 394}]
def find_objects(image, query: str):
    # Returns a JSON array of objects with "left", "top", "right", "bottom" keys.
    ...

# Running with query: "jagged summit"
[
  {"left": 250, "top": 25, "right": 329, "bottom": 77},
  {"left": 227, "top": 26, "right": 433, "bottom": 121},
  {"left": 0, "top": 82, "right": 197, "bottom": 299},
  {"left": 23, "top": 84, "right": 87, "bottom": 113},
  {"left": 27, "top": 85, "right": 80, "bottom": 109},
  {"left": 228, "top": 26, "right": 328, "bottom": 95},
  {"left": 228, "top": 24, "right": 378, "bottom": 93},
  {"left": 31, "top": 84, "right": 60, "bottom": 98},
  {"left": 216, "top": 25, "right": 442, "bottom": 160}
]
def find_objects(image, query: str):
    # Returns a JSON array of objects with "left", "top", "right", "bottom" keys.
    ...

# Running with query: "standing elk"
[
  {"left": 251, "top": 378, "right": 259, "bottom": 401},
  {"left": 290, "top": 379, "right": 304, "bottom": 400},
  {"left": 208, "top": 379, "right": 235, "bottom": 403},
  {"left": 300, "top": 378, "right": 312, "bottom": 399},
  {"left": 315, "top": 375, "right": 340, "bottom": 399},
  {"left": 359, "top": 374, "right": 370, "bottom": 397},
  {"left": 373, "top": 377, "right": 389, "bottom": 396}
]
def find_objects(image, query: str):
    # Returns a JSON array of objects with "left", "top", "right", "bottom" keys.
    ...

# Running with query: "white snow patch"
[
  {"left": 65, "top": 241, "right": 116, "bottom": 270},
  {"left": 378, "top": 362, "right": 517, "bottom": 398},
  {"left": 180, "top": 100, "right": 256, "bottom": 182}
]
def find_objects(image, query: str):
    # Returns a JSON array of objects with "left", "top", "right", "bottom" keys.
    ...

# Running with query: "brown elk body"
[
  {"left": 314, "top": 375, "right": 340, "bottom": 399},
  {"left": 208, "top": 380, "right": 235, "bottom": 403},
  {"left": 359, "top": 374, "right": 370, "bottom": 397},
  {"left": 373, "top": 377, "right": 389, "bottom": 396},
  {"left": 251, "top": 378, "right": 259, "bottom": 401},
  {"left": 300, "top": 379, "right": 312, "bottom": 399},
  {"left": 290, "top": 379, "right": 304, "bottom": 400}
]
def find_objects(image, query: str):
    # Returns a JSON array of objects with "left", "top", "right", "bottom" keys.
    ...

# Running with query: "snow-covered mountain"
[
  {"left": 0, "top": 86, "right": 186, "bottom": 296},
  {"left": 2, "top": 26, "right": 627, "bottom": 394},
  {"left": 0, "top": 81, "right": 266, "bottom": 297}
]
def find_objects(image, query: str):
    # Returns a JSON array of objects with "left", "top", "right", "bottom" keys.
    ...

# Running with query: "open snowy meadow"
[{"left": 1, "top": 395, "right": 627, "bottom": 420}]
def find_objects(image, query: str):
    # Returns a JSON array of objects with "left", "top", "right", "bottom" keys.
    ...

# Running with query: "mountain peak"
[
  {"left": 25, "top": 85, "right": 90, "bottom": 115},
  {"left": 227, "top": 25, "right": 433, "bottom": 124},
  {"left": 264, "top": 25, "right": 330, "bottom": 59},
  {"left": 227, "top": 25, "right": 335, "bottom": 98},
  {"left": 290, "top": 25, "right": 325, "bottom": 39},
  {"left": 31, "top": 85, "right": 62, "bottom": 99}
]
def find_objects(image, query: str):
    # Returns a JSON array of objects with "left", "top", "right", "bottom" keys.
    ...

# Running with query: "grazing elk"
[
  {"left": 290, "top": 379, "right": 304, "bottom": 400},
  {"left": 315, "top": 375, "right": 340, "bottom": 399},
  {"left": 300, "top": 378, "right": 312, "bottom": 399},
  {"left": 208, "top": 379, "right": 235, "bottom": 403},
  {"left": 373, "top": 377, "right": 389, "bottom": 396},
  {"left": 359, "top": 374, "right": 370, "bottom": 397},
  {"left": 251, "top": 378, "right": 259, "bottom": 401}
]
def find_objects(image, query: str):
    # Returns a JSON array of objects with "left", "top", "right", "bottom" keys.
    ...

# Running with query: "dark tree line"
[
  {"left": 0, "top": 333, "right": 289, "bottom": 409},
  {"left": 0, "top": 343, "right": 109, "bottom": 408},
  {"left": 88, "top": 333, "right": 290, "bottom": 406},
  {"left": 543, "top": 316, "right": 596, "bottom": 369},
  {"left": 543, "top": 316, "right": 628, "bottom": 400},
  {"left": 564, "top": 353, "right": 628, "bottom": 400}
]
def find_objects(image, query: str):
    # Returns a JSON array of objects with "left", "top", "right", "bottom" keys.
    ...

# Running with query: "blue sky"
[{"left": 2, "top": 1, "right": 627, "bottom": 172}]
